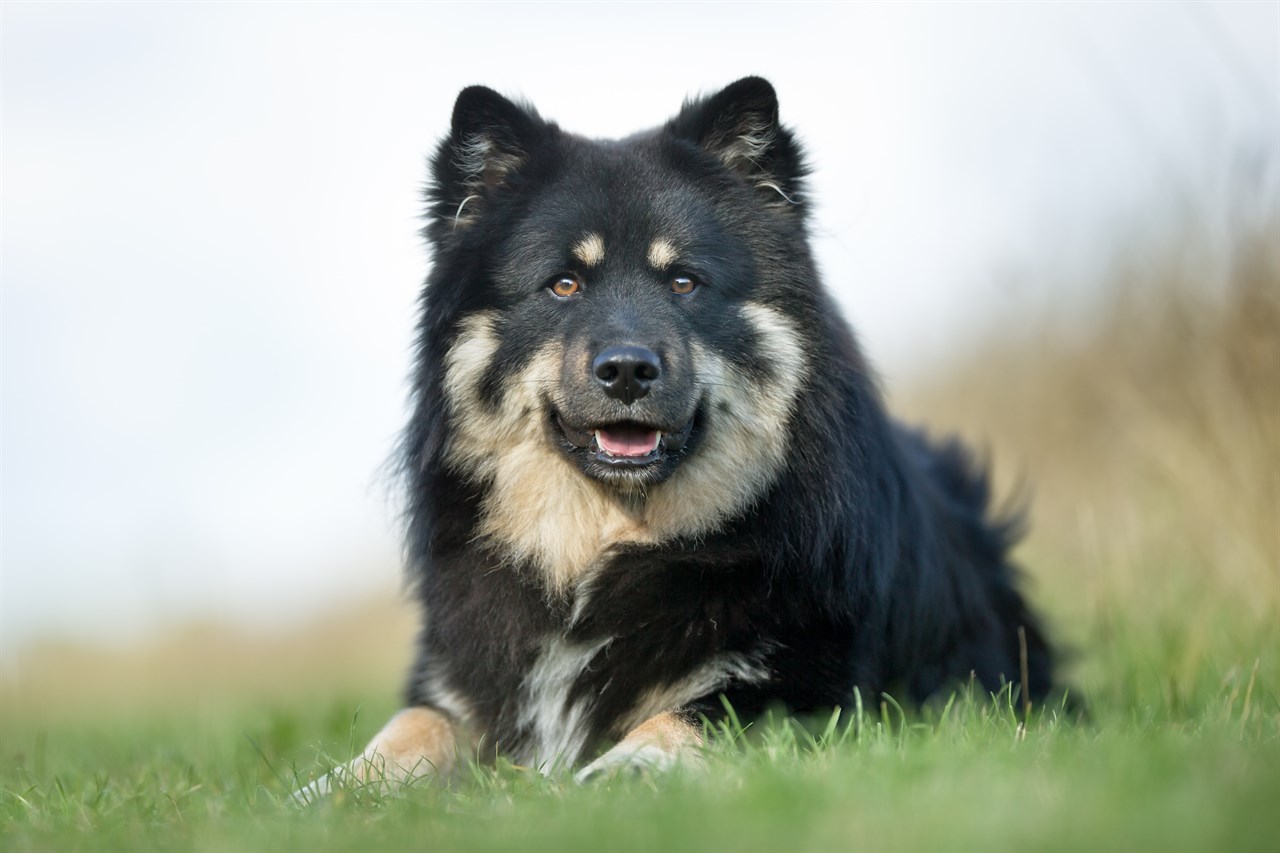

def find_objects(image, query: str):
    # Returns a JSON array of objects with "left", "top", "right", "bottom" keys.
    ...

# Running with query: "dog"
[{"left": 301, "top": 77, "right": 1055, "bottom": 795}]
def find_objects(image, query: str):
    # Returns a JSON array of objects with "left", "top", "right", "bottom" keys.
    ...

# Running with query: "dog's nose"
[{"left": 592, "top": 345, "right": 661, "bottom": 404}]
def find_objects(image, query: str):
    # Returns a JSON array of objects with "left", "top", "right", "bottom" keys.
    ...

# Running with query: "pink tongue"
[{"left": 596, "top": 426, "right": 660, "bottom": 457}]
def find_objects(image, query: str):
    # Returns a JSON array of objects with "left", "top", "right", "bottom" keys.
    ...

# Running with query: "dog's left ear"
[{"left": 667, "top": 76, "right": 806, "bottom": 210}]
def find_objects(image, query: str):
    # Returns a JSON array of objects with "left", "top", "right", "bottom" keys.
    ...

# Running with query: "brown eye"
[
  {"left": 550, "top": 275, "right": 583, "bottom": 298},
  {"left": 671, "top": 276, "right": 697, "bottom": 295}
]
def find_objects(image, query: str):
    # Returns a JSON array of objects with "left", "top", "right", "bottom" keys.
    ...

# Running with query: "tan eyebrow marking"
[
  {"left": 647, "top": 238, "right": 678, "bottom": 269},
  {"left": 572, "top": 233, "right": 606, "bottom": 267}
]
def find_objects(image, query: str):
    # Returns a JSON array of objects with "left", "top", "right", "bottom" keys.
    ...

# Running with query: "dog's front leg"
[
  {"left": 295, "top": 706, "right": 460, "bottom": 802},
  {"left": 574, "top": 710, "right": 705, "bottom": 783}
]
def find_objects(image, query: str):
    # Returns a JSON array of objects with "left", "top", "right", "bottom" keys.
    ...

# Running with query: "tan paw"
[{"left": 293, "top": 706, "right": 458, "bottom": 804}]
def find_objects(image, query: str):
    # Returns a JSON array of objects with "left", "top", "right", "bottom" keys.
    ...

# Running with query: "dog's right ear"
[{"left": 428, "top": 86, "right": 546, "bottom": 235}]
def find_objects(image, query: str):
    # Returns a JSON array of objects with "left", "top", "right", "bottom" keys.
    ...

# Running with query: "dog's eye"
[
  {"left": 550, "top": 275, "right": 583, "bottom": 298},
  {"left": 671, "top": 276, "right": 698, "bottom": 295}
]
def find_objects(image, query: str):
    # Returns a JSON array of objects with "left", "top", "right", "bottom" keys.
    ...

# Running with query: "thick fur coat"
[{"left": 303, "top": 77, "right": 1055, "bottom": 792}]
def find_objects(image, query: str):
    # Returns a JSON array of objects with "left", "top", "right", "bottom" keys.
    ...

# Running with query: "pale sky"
[{"left": 3, "top": 2, "right": 1277, "bottom": 652}]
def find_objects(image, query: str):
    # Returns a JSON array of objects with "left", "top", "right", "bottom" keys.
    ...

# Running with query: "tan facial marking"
[
  {"left": 647, "top": 238, "right": 678, "bottom": 269},
  {"left": 442, "top": 311, "right": 655, "bottom": 593},
  {"left": 640, "top": 301, "right": 806, "bottom": 542},
  {"left": 440, "top": 302, "right": 806, "bottom": 594},
  {"left": 572, "top": 233, "right": 606, "bottom": 267}
]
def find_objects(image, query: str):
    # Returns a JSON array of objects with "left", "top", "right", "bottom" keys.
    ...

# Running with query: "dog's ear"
[
  {"left": 428, "top": 86, "right": 547, "bottom": 235},
  {"left": 667, "top": 76, "right": 806, "bottom": 211}
]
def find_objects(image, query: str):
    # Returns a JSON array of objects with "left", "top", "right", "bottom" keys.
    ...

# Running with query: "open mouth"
[
  {"left": 595, "top": 423, "right": 663, "bottom": 461},
  {"left": 553, "top": 411, "right": 697, "bottom": 476}
]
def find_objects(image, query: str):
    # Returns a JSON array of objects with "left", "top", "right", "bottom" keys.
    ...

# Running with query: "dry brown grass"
[
  {"left": 894, "top": 200, "right": 1280, "bottom": 708},
  {"left": 2, "top": 592, "right": 417, "bottom": 720}
]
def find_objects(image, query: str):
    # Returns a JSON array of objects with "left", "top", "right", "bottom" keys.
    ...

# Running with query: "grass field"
[{"left": 3, "top": 208, "right": 1277, "bottom": 851}]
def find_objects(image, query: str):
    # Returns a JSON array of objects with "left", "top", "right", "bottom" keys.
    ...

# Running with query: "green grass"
[{"left": 4, "top": 676, "right": 1277, "bottom": 853}]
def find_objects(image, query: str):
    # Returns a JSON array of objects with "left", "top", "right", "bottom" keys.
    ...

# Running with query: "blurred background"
[{"left": 2, "top": 2, "right": 1276, "bottom": 715}]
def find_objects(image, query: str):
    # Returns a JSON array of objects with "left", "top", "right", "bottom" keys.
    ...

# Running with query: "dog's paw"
[
  {"left": 576, "top": 742, "right": 691, "bottom": 778},
  {"left": 576, "top": 710, "right": 707, "bottom": 784},
  {"left": 291, "top": 760, "right": 370, "bottom": 806},
  {"left": 292, "top": 707, "right": 458, "bottom": 805},
  {"left": 292, "top": 753, "right": 443, "bottom": 805},
  {"left": 291, "top": 769, "right": 339, "bottom": 806}
]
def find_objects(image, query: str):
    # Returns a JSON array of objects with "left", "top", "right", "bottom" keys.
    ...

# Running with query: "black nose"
[{"left": 592, "top": 345, "right": 661, "bottom": 404}]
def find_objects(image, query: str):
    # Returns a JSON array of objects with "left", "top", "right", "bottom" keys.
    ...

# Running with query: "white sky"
[{"left": 2, "top": 2, "right": 1277, "bottom": 652}]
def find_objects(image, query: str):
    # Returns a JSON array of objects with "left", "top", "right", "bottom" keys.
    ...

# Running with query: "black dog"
[{"left": 304, "top": 77, "right": 1054, "bottom": 792}]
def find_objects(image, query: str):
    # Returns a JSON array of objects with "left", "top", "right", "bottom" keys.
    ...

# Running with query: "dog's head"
[{"left": 417, "top": 79, "right": 822, "bottom": 580}]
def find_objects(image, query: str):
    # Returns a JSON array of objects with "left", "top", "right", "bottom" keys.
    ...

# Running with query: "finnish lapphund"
[{"left": 301, "top": 77, "right": 1055, "bottom": 795}]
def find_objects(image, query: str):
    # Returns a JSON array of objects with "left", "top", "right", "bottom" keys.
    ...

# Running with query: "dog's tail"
[{"left": 893, "top": 426, "right": 1060, "bottom": 707}]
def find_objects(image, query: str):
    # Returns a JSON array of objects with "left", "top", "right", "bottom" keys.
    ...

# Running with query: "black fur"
[{"left": 398, "top": 78, "right": 1054, "bottom": 768}]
